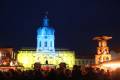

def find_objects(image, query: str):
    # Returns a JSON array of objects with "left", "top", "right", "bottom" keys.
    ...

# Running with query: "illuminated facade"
[
  {"left": 37, "top": 16, "right": 55, "bottom": 53},
  {"left": 17, "top": 15, "right": 75, "bottom": 69},
  {"left": 0, "top": 48, "right": 14, "bottom": 66},
  {"left": 17, "top": 49, "right": 75, "bottom": 68},
  {"left": 93, "top": 36, "right": 112, "bottom": 64}
]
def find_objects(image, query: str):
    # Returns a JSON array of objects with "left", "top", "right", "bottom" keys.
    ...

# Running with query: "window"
[
  {"left": 79, "top": 61, "right": 81, "bottom": 64},
  {"left": 44, "top": 41, "right": 47, "bottom": 47},
  {"left": 44, "top": 36, "right": 47, "bottom": 39},
  {"left": 39, "top": 41, "right": 41, "bottom": 47},
  {"left": 50, "top": 41, "right": 52, "bottom": 47},
  {"left": 86, "top": 60, "right": 88, "bottom": 64},
  {"left": 106, "top": 57, "right": 109, "bottom": 62},
  {"left": 90, "top": 60, "right": 92, "bottom": 64},
  {"left": 82, "top": 60, "right": 84, "bottom": 64}
]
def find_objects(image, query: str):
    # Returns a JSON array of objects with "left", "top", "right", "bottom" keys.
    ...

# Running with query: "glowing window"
[{"left": 106, "top": 57, "right": 109, "bottom": 62}]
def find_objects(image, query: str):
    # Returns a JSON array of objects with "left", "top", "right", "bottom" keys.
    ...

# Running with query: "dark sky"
[{"left": 0, "top": 0, "right": 120, "bottom": 55}]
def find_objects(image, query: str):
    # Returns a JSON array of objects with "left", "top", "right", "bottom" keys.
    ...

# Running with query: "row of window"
[
  {"left": 76, "top": 60, "right": 94, "bottom": 65},
  {"left": 39, "top": 41, "right": 53, "bottom": 47}
]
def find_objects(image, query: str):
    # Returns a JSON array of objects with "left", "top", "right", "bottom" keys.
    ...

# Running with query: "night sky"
[{"left": 0, "top": 0, "right": 120, "bottom": 55}]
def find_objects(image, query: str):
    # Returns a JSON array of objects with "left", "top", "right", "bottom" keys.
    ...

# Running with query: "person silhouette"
[{"left": 46, "top": 60, "right": 48, "bottom": 64}]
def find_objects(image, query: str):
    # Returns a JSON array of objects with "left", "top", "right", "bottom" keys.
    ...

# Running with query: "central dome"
[
  {"left": 37, "top": 16, "right": 54, "bottom": 35},
  {"left": 37, "top": 15, "right": 55, "bottom": 52},
  {"left": 37, "top": 26, "right": 54, "bottom": 35}
]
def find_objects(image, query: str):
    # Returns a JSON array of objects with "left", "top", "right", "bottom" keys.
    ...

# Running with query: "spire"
[{"left": 43, "top": 12, "right": 49, "bottom": 26}]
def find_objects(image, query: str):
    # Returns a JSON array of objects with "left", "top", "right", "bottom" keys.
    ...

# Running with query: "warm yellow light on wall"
[
  {"left": 57, "top": 51, "right": 75, "bottom": 68},
  {"left": 102, "top": 62, "right": 120, "bottom": 70},
  {"left": 17, "top": 50, "right": 75, "bottom": 69},
  {"left": 17, "top": 51, "right": 35, "bottom": 68}
]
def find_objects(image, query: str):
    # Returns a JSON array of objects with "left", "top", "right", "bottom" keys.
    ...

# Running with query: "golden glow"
[
  {"left": 17, "top": 50, "right": 75, "bottom": 69},
  {"left": 95, "top": 54, "right": 111, "bottom": 64},
  {"left": 94, "top": 36, "right": 112, "bottom": 64},
  {"left": 56, "top": 51, "right": 75, "bottom": 68},
  {"left": 102, "top": 62, "right": 120, "bottom": 70},
  {"left": 17, "top": 51, "right": 35, "bottom": 68}
]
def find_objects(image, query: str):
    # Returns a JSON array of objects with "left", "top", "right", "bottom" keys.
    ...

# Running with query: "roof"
[
  {"left": 37, "top": 26, "right": 54, "bottom": 35},
  {"left": 75, "top": 54, "right": 94, "bottom": 59},
  {"left": 37, "top": 15, "right": 55, "bottom": 35}
]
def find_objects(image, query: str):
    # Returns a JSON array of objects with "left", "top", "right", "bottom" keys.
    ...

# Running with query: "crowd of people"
[{"left": 0, "top": 65, "right": 120, "bottom": 80}]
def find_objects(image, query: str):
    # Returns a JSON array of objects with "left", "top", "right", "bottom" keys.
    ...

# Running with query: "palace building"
[
  {"left": 17, "top": 15, "right": 75, "bottom": 69},
  {"left": 0, "top": 15, "right": 113, "bottom": 70}
]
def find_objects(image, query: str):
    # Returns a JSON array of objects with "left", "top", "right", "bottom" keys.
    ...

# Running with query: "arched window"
[
  {"left": 98, "top": 57, "right": 101, "bottom": 64},
  {"left": 106, "top": 57, "right": 109, "bottom": 62},
  {"left": 50, "top": 41, "right": 52, "bottom": 47},
  {"left": 103, "top": 57, "right": 106, "bottom": 61},
  {"left": 44, "top": 41, "right": 47, "bottom": 47},
  {"left": 39, "top": 41, "right": 41, "bottom": 47}
]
